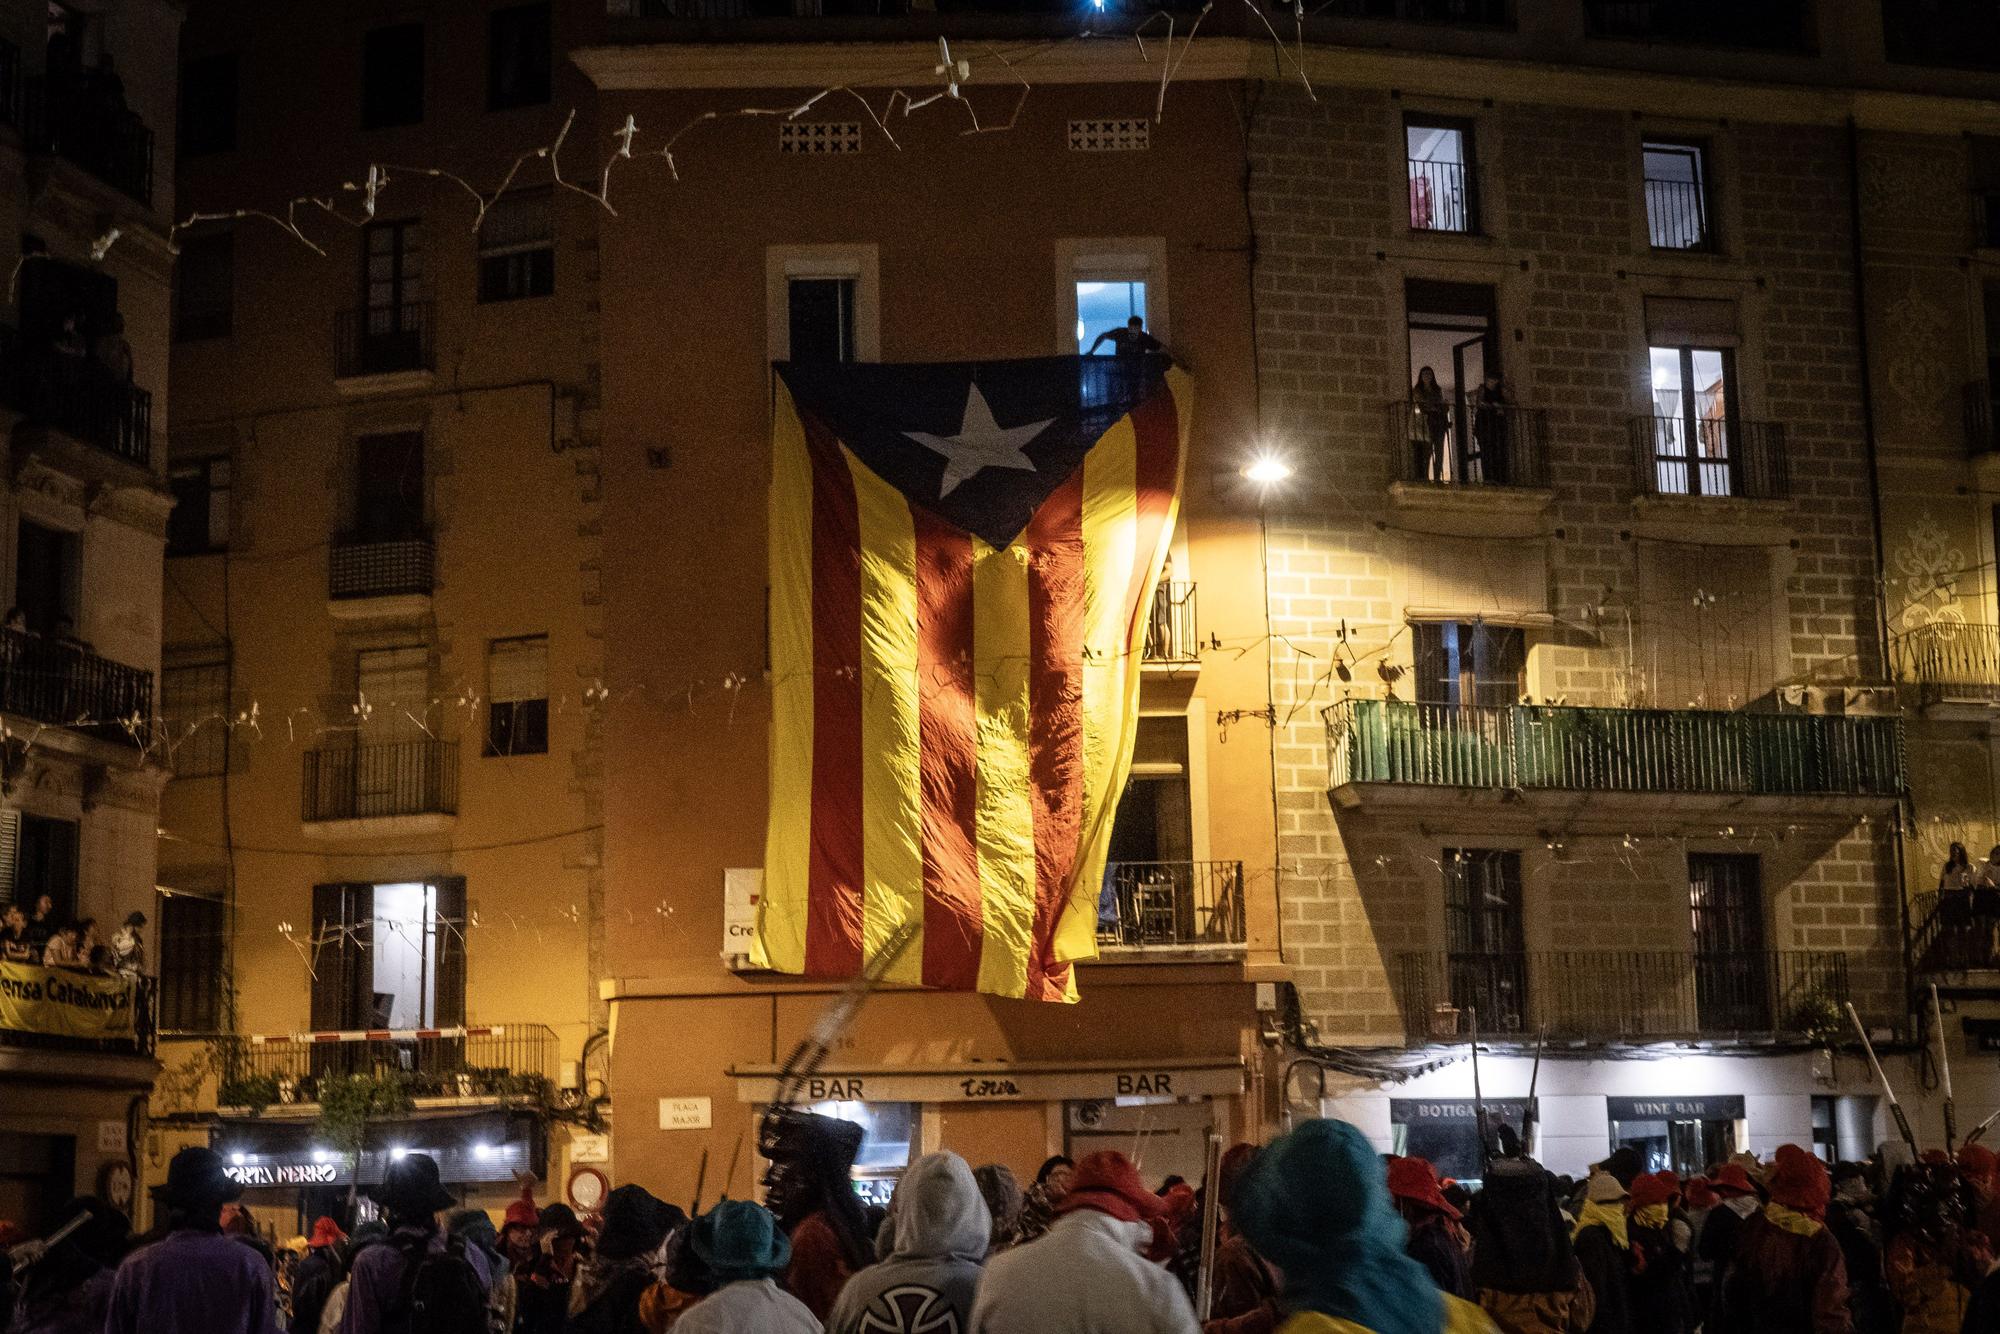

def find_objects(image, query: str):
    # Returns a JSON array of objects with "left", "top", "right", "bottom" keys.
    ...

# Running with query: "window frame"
[
  {"left": 1404, "top": 113, "right": 1480, "bottom": 236},
  {"left": 166, "top": 456, "right": 231, "bottom": 557},
  {"left": 156, "top": 891, "right": 226, "bottom": 1032},
  {"left": 1641, "top": 138, "right": 1714, "bottom": 252},
  {"left": 487, "top": 2, "right": 553, "bottom": 112},
  {"left": 361, "top": 22, "right": 426, "bottom": 131},
  {"left": 765, "top": 245, "right": 880, "bottom": 366},
  {"left": 1055, "top": 238, "right": 1170, "bottom": 357},
  {"left": 1412, "top": 620, "right": 1526, "bottom": 709},
  {"left": 484, "top": 634, "right": 550, "bottom": 758},
  {"left": 173, "top": 231, "right": 236, "bottom": 343},
  {"left": 161, "top": 661, "right": 230, "bottom": 777},
  {"left": 1645, "top": 342, "right": 1740, "bottom": 497},
  {"left": 178, "top": 52, "right": 239, "bottom": 157},
  {"left": 476, "top": 190, "right": 555, "bottom": 304}
]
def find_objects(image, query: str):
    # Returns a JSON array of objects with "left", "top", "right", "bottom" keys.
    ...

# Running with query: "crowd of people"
[
  {"left": 21, "top": 1113, "right": 2000, "bottom": 1334},
  {"left": 0, "top": 898, "right": 143, "bottom": 977}
]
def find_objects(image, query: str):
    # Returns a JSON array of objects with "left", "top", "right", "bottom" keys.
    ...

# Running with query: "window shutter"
[
  {"left": 309, "top": 883, "right": 374, "bottom": 1031},
  {"left": 432, "top": 876, "right": 467, "bottom": 1028},
  {"left": 0, "top": 809, "right": 19, "bottom": 907},
  {"left": 488, "top": 637, "right": 547, "bottom": 704}
]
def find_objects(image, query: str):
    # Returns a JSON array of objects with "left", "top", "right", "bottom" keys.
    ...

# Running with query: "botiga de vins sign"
[{"left": 729, "top": 1062, "right": 1246, "bottom": 1105}]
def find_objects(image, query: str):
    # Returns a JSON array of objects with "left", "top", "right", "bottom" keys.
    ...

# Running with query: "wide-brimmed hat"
[
  {"left": 502, "top": 1182, "right": 540, "bottom": 1231},
  {"left": 1057, "top": 1151, "right": 1165, "bottom": 1224},
  {"left": 538, "top": 1202, "right": 587, "bottom": 1239},
  {"left": 1385, "top": 1156, "right": 1460, "bottom": 1220},
  {"left": 308, "top": 1216, "right": 347, "bottom": 1249},
  {"left": 1627, "top": 1172, "right": 1678, "bottom": 1211},
  {"left": 1710, "top": 1163, "right": 1757, "bottom": 1197},
  {"left": 1584, "top": 1170, "right": 1628, "bottom": 1205},
  {"left": 368, "top": 1153, "right": 454, "bottom": 1217},
  {"left": 690, "top": 1199, "right": 791, "bottom": 1281},
  {"left": 1765, "top": 1144, "right": 1830, "bottom": 1218},
  {"left": 596, "top": 1185, "right": 685, "bottom": 1260},
  {"left": 165, "top": 1147, "right": 242, "bottom": 1212}
]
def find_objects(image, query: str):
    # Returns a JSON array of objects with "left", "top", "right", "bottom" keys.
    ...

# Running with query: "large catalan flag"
[{"left": 755, "top": 356, "right": 1191, "bottom": 1001}]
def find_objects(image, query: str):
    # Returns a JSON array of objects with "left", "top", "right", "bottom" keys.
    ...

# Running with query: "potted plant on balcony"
[
  {"left": 216, "top": 1072, "right": 281, "bottom": 1115},
  {"left": 1427, "top": 1003, "right": 1463, "bottom": 1040}
]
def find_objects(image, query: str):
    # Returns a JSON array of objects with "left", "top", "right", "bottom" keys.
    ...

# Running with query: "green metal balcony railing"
[{"left": 1323, "top": 699, "right": 1904, "bottom": 798}]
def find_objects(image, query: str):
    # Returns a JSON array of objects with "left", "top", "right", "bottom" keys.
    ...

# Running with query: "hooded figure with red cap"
[
  {"left": 1883, "top": 1158, "right": 1988, "bottom": 1334},
  {"left": 1626, "top": 1173, "right": 1694, "bottom": 1334},
  {"left": 968, "top": 1149, "right": 1199, "bottom": 1334},
  {"left": 1387, "top": 1157, "right": 1474, "bottom": 1301},
  {"left": 1695, "top": 1160, "right": 1761, "bottom": 1327},
  {"left": 1714, "top": 1144, "right": 1850, "bottom": 1334}
]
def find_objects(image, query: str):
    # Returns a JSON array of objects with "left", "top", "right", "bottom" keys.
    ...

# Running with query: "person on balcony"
[
  {"left": 1471, "top": 371, "right": 1513, "bottom": 486},
  {"left": 40, "top": 919, "right": 85, "bottom": 969},
  {"left": 1410, "top": 367, "right": 1449, "bottom": 483},
  {"left": 110, "top": 910, "right": 146, "bottom": 977},
  {"left": 1088, "top": 316, "right": 1166, "bottom": 358},
  {"left": 92, "top": 311, "right": 133, "bottom": 386},
  {"left": 105, "top": 1146, "right": 279, "bottom": 1334},
  {"left": 1, "top": 903, "right": 35, "bottom": 962},
  {"left": 24, "top": 893, "right": 58, "bottom": 954}
]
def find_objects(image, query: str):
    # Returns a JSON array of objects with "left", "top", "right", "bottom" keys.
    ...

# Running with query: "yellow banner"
[{"left": 0, "top": 962, "right": 135, "bottom": 1039}]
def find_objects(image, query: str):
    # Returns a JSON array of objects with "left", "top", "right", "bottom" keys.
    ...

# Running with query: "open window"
[
  {"left": 1403, "top": 280, "right": 1500, "bottom": 484},
  {"left": 1406, "top": 115, "right": 1477, "bottom": 234},
  {"left": 310, "top": 878, "right": 466, "bottom": 1036},
  {"left": 1643, "top": 140, "right": 1712, "bottom": 251},
  {"left": 14, "top": 519, "right": 80, "bottom": 638},
  {"left": 1413, "top": 621, "right": 1524, "bottom": 709}
]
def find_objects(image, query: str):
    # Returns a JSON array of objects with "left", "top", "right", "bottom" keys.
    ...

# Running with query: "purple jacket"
[
  {"left": 339, "top": 1226, "right": 491, "bottom": 1334},
  {"left": 104, "top": 1229, "right": 280, "bottom": 1334}
]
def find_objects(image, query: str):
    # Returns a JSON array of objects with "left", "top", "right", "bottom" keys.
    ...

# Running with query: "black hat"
[
  {"left": 594, "top": 1185, "right": 685, "bottom": 1260},
  {"left": 165, "top": 1147, "right": 243, "bottom": 1212},
  {"left": 538, "top": 1202, "right": 587, "bottom": 1238},
  {"left": 368, "top": 1153, "right": 454, "bottom": 1217},
  {"left": 122, "top": 911, "right": 146, "bottom": 928}
]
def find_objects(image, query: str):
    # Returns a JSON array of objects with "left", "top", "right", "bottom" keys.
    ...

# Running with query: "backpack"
[{"left": 385, "top": 1231, "right": 487, "bottom": 1334}]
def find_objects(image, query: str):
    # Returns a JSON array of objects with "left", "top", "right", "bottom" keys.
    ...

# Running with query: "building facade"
[{"left": 0, "top": 0, "right": 180, "bottom": 1233}]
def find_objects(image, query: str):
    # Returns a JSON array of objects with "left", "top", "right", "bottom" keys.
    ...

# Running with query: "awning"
[
  {"left": 210, "top": 1108, "right": 545, "bottom": 1188},
  {"left": 727, "top": 1057, "right": 1245, "bottom": 1105}
]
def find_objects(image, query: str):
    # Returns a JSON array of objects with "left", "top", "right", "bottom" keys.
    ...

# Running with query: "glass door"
[{"left": 1648, "top": 345, "right": 1737, "bottom": 496}]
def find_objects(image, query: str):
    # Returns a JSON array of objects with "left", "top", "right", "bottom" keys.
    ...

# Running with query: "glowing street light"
[{"left": 1242, "top": 454, "right": 1294, "bottom": 488}]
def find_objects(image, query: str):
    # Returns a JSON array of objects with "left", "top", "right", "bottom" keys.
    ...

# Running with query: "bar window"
[
  {"left": 1407, "top": 115, "right": 1477, "bottom": 234},
  {"left": 477, "top": 192, "right": 554, "bottom": 303},
  {"left": 486, "top": 635, "right": 548, "bottom": 757},
  {"left": 1643, "top": 140, "right": 1712, "bottom": 251}
]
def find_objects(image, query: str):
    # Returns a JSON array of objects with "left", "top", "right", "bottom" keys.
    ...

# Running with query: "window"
[
  {"left": 361, "top": 23, "right": 425, "bottom": 130},
  {"left": 787, "top": 278, "right": 855, "bottom": 364},
  {"left": 173, "top": 233, "right": 234, "bottom": 342},
  {"left": 352, "top": 432, "right": 424, "bottom": 540},
  {"left": 1076, "top": 279, "right": 1148, "bottom": 356},
  {"left": 485, "top": 636, "right": 549, "bottom": 757},
  {"left": 167, "top": 457, "right": 231, "bottom": 556},
  {"left": 156, "top": 892, "right": 225, "bottom": 1031},
  {"left": 4, "top": 815, "right": 79, "bottom": 921},
  {"left": 1413, "top": 621, "right": 1524, "bottom": 709},
  {"left": 179, "top": 53, "right": 238, "bottom": 156},
  {"left": 1811, "top": 1096, "right": 1837, "bottom": 1164},
  {"left": 1643, "top": 140, "right": 1711, "bottom": 251},
  {"left": 1404, "top": 280, "right": 1500, "bottom": 484},
  {"left": 14, "top": 520, "right": 80, "bottom": 637},
  {"left": 349, "top": 221, "right": 427, "bottom": 376},
  {"left": 1646, "top": 344, "right": 1737, "bottom": 496},
  {"left": 309, "top": 879, "right": 466, "bottom": 1038},
  {"left": 162, "top": 663, "right": 229, "bottom": 777},
  {"left": 477, "top": 192, "right": 554, "bottom": 303},
  {"left": 1441, "top": 848, "right": 1526, "bottom": 1035},
  {"left": 1689, "top": 853, "right": 1768, "bottom": 1030},
  {"left": 488, "top": 3, "right": 552, "bottom": 111},
  {"left": 1406, "top": 115, "right": 1477, "bottom": 234}
]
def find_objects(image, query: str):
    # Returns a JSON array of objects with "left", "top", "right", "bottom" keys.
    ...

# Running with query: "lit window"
[
  {"left": 1406, "top": 116, "right": 1477, "bottom": 234},
  {"left": 486, "top": 635, "right": 548, "bottom": 757},
  {"left": 1643, "top": 140, "right": 1711, "bottom": 251}
]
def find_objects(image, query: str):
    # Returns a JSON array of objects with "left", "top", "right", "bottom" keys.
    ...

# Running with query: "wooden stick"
[
  {"left": 1195, "top": 1131, "right": 1225, "bottom": 1322},
  {"left": 1933, "top": 984, "right": 1956, "bottom": 1154},
  {"left": 1469, "top": 1007, "right": 1492, "bottom": 1170},
  {"left": 1848, "top": 1002, "right": 1919, "bottom": 1157},
  {"left": 1522, "top": 1027, "right": 1546, "bottom": 1160},
  {"left": 722, "top": 1130, "right": 746, "bottom": 1202},
  {"left": 690, "top": 1147, "right": 709, "bottom": 1217}
]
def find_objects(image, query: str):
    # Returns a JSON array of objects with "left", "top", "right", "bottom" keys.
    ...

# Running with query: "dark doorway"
[
  {"left": 1404, "top": 280, "right": 1498, "bottom": 484},
  {"left": 1442, "top": 848, "right": 1527, "bottom": 1034},
  {"left": 352, "top": 432, "right": 424, "bottom": 540},
  {"left": 1689, "top": 853, "right": 1768, "bottom": 1030}
]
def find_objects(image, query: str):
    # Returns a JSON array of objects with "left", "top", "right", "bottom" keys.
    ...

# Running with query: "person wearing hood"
[
  {"left": 826, "top": 1151, "right": 987, "bottom": 1334},
  {"left": 566, "top": 1185, "right": 684, "bottom": 1334},
  {"left": 1715, "top": 1144, "right": 1849, "bottom": 1334},
  {"left": 762, "top": 1110, "right": 874, "bottom": 1322},
  {"left": 1467, "top": 1155, "right": 1593, "bottom": 1334},
  {"left": 1228, "top": 1118, "right": 1489, "bottom": 1334},
  {"left": 973, "top": 1164, "right": 1024, "bottom": 1254},
  {"left": 1626, "top": 1173, "right": 1693, "bottom": 1334},
  {"left": 520, "top": 1203, "right": 590, "bottom": 1334},
  {"left": 672, "top": 1200, "right": 819, "bottom": 1334},
  {"left": 1882, "top": 1159, "right": 1985, "bottom": 1334},
  {"left": 969, "top": 1149, "right": 1198, "bottom": 1334},
  {"left": 288, "top": 1217, "right": 346, "bottom": 1334},
  {"left": 106, "top": 1147, "right": 280, "bottom": 1334},
  {"left": 446, "top": 1208, "right": 517, "bottom": 1334},
  {"left": 11, "top": 1195, "right": 128, "bottom": 1334},
  {"left": 1386, "top": 1157, "right": 1473, "bottom": 1300},
  {"left": 1571, "top": 1171, "right": 1632, "bottom": 1334}
]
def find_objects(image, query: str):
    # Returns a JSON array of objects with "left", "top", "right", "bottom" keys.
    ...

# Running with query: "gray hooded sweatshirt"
[{"left": 825, "top": 1151, "right": 988, "bottom": 1334}]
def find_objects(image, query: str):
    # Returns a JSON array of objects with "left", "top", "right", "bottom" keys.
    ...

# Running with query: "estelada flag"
[{"left": 754, "top": 356, "right": 1191, "bottom": 1001}]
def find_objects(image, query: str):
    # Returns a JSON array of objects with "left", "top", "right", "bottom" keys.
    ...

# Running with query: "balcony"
[
  {"left": 329, "top": 534, "right": 434, "bottom": 606},
  {"left": 1582, "top": 0, "right": 1814, "bottom": 53},
  {"left": 336, "top": 302, "right": 434, "bottom": 383},
  {"left": 1142, "top": 582, "right": 1198, "bottom": 666},
  {"left": 1407, "top": 159, "right": 1474, "bottom": 234},
  {"left": 218, "top": 1023, "right": 556, "bottom": 1105},
  {"left": 20, "top": 74, "right": 154, "bottom": 205},
  {"left": 302, "top": 739, "right": 458, "bottom": 828},
  {"left": 0, "top": 969, "right": 154, "bottom": 1065},
  {"left": 1388, "top": 400, "right": 1551, "bottom": 537},
  {"left": 1324, "top": 699, "right": 1904, "bottom": 825},
  {"left": 1645, "top": 177, "right": 1711, "bottom": 251},
  {"left": 1097, "top": 860, "right": 1245, "bottom": 952},
  {"left": 1396, "top": 949, "right": 1849, "bottom": 1046},
  {"left": 0, "top": 627, "right": 152, "bottom": 747},
  {"left": 1630, "top": 416, "right": 1786, "bottom": 500},
  {"left": 1893, "top": 623, "right": 2000, "bottom": 712},
  {"left": 0, "top": 328, "right": 153, "bottom": 469}
]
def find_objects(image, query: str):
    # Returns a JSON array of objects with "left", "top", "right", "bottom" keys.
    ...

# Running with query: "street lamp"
[{"left": 1242, "top": 454, "right": 1293, "bottom": 488}]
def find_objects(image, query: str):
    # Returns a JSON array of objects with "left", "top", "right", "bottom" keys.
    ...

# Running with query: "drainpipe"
[{"left": 1844, "top": 116, "right": 1913, "bottom": 1037}]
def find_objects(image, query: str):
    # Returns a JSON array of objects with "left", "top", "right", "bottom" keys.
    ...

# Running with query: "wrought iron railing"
[
  {"left": 1629, "top": 416, "right": 1787, "bottom": 500},
  {"left": 0, "top": 972, "right": 154, "bottom": 1057},
  {"left": 329, "top": 535, "right": 435, "bottom": 600},
  {"left": 302, "top": 739, "right": 458, "bottom": 822},
  {"left": 1098, "top": 861, "right": 1245, "bottom": 948},
  {"left": 1143, "top": 582, "right": 1198, "bottom": 665},
  {"left": 20, "top": 74, "right": 154, "bottom": 204},
  {"left": 0, "top": 327, "right": 153, "bottom": 467},
  {"left": 0, "top": 626, "right": 152, "bottom": 745},
  {"left": 1324, "top": 699, "right": 1905, "bottom": 797},
  {"left": 1583, "top": 0, "right": 1814, "bottom": 51},
  {"left": 1408, "top": 158, "right": 1474, "bottom": 233},
  {"left": 220, "top": 1023, "right": 557, "bottom": 1099},
  {"left": 1389, "top": 401, "right": 1548, "bottom": 488},
  {"left": 1968, "top": 381, "right": 1996, "bottom": 456},
  {"left": 1397, "top": 949, "right": 1850, "bottom": 1043},
  {"left": 1892, "top": 623, "right": 2000, "bottom": 705},
  {"left": 1645, "top": 177, "right": 1710, "bottom": 251},
  {"left": 336, "top": 301, "right": 434, "bottom": 378}
]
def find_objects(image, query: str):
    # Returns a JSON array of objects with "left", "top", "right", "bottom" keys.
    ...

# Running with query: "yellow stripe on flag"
[
  {"left": 757, "top": 382, "right": 815, "bottom": 974},
  {"left": 846, "top": 446, "right": 926, "bottom": 987},
  {"left": 971, "top": 536, "right": 1036, "bottom": 999}
]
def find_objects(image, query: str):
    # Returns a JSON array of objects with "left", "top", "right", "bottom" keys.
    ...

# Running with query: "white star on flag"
[{"left": 905, "top": 383, "right": 1053, "bottom": 498}]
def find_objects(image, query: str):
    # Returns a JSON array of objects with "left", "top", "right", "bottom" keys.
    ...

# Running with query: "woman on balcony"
[{"left": 1410, "top": 368, "right": 1449, "bottom": 483}]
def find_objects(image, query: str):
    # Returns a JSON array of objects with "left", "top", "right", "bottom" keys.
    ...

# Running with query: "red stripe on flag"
[
  {"left": 1021, "top": 469, "right": 1088, "bottom": 1001},
  {"left": 912, "top": 509, "right": 983, "bottom": 989},
  {"left": 1125, "top": 387, "right": 1184, "bottom": 638},
  {"left": 802, "top": 414, "right": 866, "bottom": 978}
]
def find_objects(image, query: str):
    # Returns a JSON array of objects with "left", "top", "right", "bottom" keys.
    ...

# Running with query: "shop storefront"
[
  {"left": 1389, "top": 1098, "right": 1535, "bottom": 1182},
  {"left": 1606, "top": 1095, "right": 1745, "bottom": 1177},
  {"left": 209, "top": 1108, "right": 546, "bottom": 1231}
]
